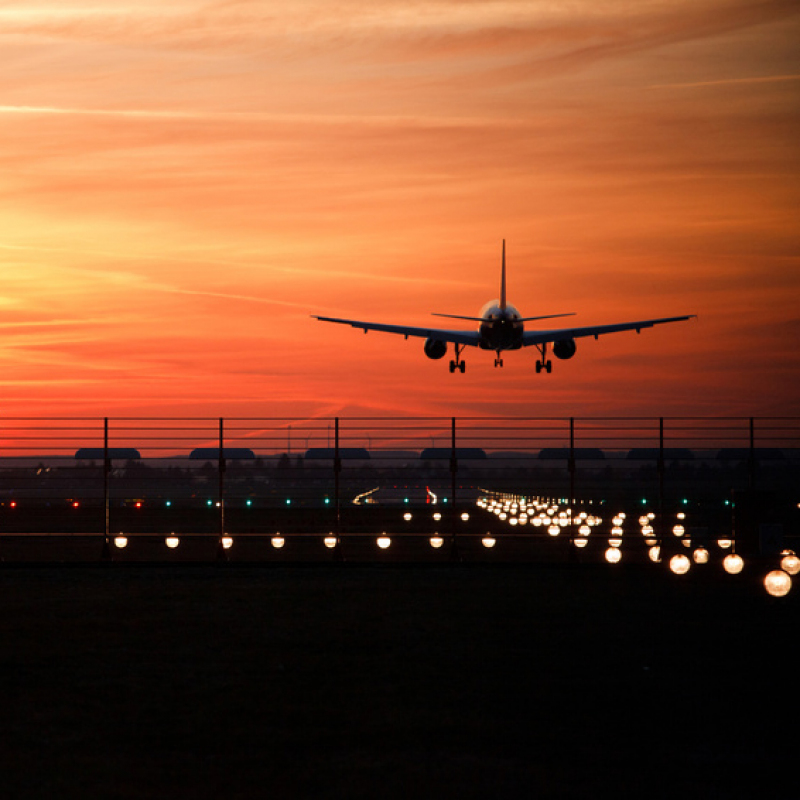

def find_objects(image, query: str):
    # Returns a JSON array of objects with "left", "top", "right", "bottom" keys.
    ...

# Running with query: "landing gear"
[
  {"left": 449, "top": 344, "right": 466, "bottom": 373},
  {"left": 494, "top": 352, "right": 504, "bottom": 368},
  {"left": 534, "top": 342, "right": 553, "bottom": 374}
]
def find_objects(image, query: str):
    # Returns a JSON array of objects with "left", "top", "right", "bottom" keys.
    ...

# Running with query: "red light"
[
  {"left": 9, "top": 501, "right": 16, "bottom": 508},
  {"left": 72, "top": 501, "right": 80, "bottom": 508},
  {"left": 135, "top": 501, "right": 142, "bottom": 508}
]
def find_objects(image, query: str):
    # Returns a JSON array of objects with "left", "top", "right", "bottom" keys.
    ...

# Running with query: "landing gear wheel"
[
  {"left": 494, "top": 357, "right": 503, "bottom": 368},
  {"left": 449, "top": 360, "right": 456, "bottom": 373},
  {"left": 460, "top": 362, "right": 466, "bottom": 373},
  {"left": 546, "top": 360, "right": 552, "bottom": 373}
]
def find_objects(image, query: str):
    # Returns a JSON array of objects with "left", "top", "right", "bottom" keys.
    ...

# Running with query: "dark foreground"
[{"left": 0, "top": 564, "right": 796, "bottom": 799}]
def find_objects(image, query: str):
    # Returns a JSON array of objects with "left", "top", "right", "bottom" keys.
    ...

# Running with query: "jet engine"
[
  {"left": 424, "top": 338, "right": 447, "bottom": 360},
  {"left": 553, "top": 339, "right": 577, "bottom": 360}
]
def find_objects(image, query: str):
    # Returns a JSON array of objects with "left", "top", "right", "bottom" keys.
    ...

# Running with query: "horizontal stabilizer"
[
  {"left": 431, "top": 313, "right": 486, "bottom": 322},
  {"left": 519, "top": 312, "right": 576, "bottom": 323}
]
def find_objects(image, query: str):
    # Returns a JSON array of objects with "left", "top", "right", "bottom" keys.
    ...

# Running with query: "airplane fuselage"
[{"left": 478, "top": 301, "right": 523, "bottom": 351}]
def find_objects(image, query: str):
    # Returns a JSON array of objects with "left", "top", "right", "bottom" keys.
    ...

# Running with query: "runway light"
[
  {"left": 165, "top": 500, "right": 172, "bottom": 507},
  {"left": 547, "top": 525, "right": 560, "bottom": 536},
  {"left": 611, "top": 526, "right": 623, "bottom": 537},
  {"left": 221, "top": 536, "right": 233, "bottom": 550},
  {"left": 433, "top": 512, "right": 442, "bottom": 521},
  {"left": 114, "top": 535, "right": 128, "bottom": 549},
  {"left": 673, "top": 525, "right": 685, "bottom": 536},
  {"left": 717, "top": 537, "right": 733, "bottom": 549},
  {"left": 648, "top": 546, "right": 661, "bottom": 563},
  {"left": 693, "top": 548, "right": 709, "bottom": 564},
  {"left": 608, "top": 536, "right": 622, "bottom": 547},
  {"left": 723, "top": 553, "right": 744, "bottom": 575},
  {"left": 429, "top": 535, "right": 444, "bottom": 549},
  {"left": 481, "top": 535, "right": 496, "bottom": 548},
  {"left": 323, "top": 535, "right": 338, "bottom": 549},
  {"left": 764, "top": 570, "right": 792, "bottom": 597},
  {"left": 165, "top": 535, "right": 180, "bottom": 549},
  {"left": 461, "top": 512, "right": 469, "bottom": 521},
  {"left": 573, "top": 537, "right": 588, "bottom": 548},
  {"left": 377, "top": 535, "right": 391, "bottom": 549},
  {"left": 246, "top": 499, "right": 253, "bottom": 507},
  {"left": 780, "top": 551, "right": 800, "bottom": 575},
  {"left": 605, "top": 547, "right": 621, "bottom": 564},
  {"left": 403, "top": 512, "right": 412, "bottom": 521},
  {"left": 207, "top": 499, "right": 213, "bottom": 507},
  {"left": 271, "top": 535, "right": 285, "bottom": 549},
  {"left": 72, "top": 501, "right": 80, "bottom": 508},
  {"left": 670, "top": 554, "right": 690, "bottom": 574},
  {"left": 579, "top": 525, "right": 591, "bottom": 536}
]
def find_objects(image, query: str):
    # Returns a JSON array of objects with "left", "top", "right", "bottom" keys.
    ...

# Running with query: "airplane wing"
[
  {"left": 312, "top": 315, "right": 482, "bottom": 347},
  {"left": 522, "top": 315, "right": 695, "bottom": 346}
]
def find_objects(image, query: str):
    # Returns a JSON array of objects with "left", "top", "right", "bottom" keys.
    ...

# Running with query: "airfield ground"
[{"left": 0, "top": 563, "right": 796, "bottom": 799}]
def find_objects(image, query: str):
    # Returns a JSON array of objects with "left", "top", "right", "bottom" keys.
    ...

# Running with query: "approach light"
[
  {"left": 481, "top": 535, "right": 496, "bottom": 548},
  {"left": 461, "top": 512, "right": 469, "bottom": 521},
  {"left": 323, "top": 535, "right": 338, "bottom": 549},
  {"left": 579, "top": 525, "right": 591, "bottom": 536},
  {"left": 723, "top": 553, "right": 744, "bottom": 575},
  {"left": 207, "top": 499, "right": 213, "bottom": 507},
  {"left": 246, "top": 499, "right": 253, "bottom": 507},
  {"left": 433, "top": 512, "right": 442, "bottom": 521},
  {"left": 780, "top": 551, "right": 800, "bottom": 575},
  {"left": 573, "top": 537, "right": 588, "bottom": 548},
  {"left": 165, "top": 535, "right": 180, "bottom": 549},
  {"left": 669, "top": 554, "right": 690, "bottom": 574},
  {"left": 717, "top": 537, "right": 733, "bottom": 549},
  {"left": 285, "top": 498, "right": 291, "bottom": 505},
  {"left": 673, "top": 525, "right": 685, "bottom": 536},
  {"left": 611, "top": 526, "right": 623, "bottom": 537},
  {"left": 403, "top": 512, "right": 412, "bottom": 521},
  {"left": 271, "top": 535, "right": 285, "bottom": 549},
  {"left": 648, "top": 546, "right": 661, "bottom": 563},
  {"left": 509, "top": 518, "right": 518, "bottom": 526},
  {"left": 165, "top": 500, "right": 172, "bottom": 507},
  {"left": 221, "top": 536, "right": 233, "bottom": 550},
  {"left": 608, "top": 536, "right": 622, "bottom": 547},
  {"left": 377, "top": 535, "right": 392, "bottom": 549},
  {"left": 693, "top": 548, "right": 709, "bottom": 564},
  {"left": 605, "top": 547, "right": 621, "bottom": 564},
  {"left": 548, "top": 525, "right": 560, "bottom": 537},
  {"left": 764, "top": 570, "right": 792, "bottom": 597},
  {"left": 429, "top": 535, "right": 444, "bottom": 549},
  {"left": 114, "top": 535, "right": 128, "bottom": 549}
]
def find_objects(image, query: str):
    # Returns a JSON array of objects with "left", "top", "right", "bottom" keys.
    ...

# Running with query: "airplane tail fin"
[{"left": 500, "top": 240, "right": 507, "bottom": 311}]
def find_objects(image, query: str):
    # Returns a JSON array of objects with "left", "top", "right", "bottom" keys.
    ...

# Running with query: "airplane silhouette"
[{"left": 313, "top": 241, "right": 695, "bottom": 373}]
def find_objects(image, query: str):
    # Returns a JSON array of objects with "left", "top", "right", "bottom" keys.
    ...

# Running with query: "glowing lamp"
[
  {"left": 693, "top": 548, "right": 709, "bottom": 564},
  {"left": 673, "top": 525, "right": 685, "bottom": 536},
  {"left": 611, "top": 526, "right": 623, "bottom": 537},
  {"left": 481, "top": 535, "right": 496, "bottom": 548},
  {"left": 165, "top": 535, "right": 180, "bottom": 549},
  {"left": 499, "top": 513, "right": 507, "bottom": 520},
  {"left": 323, "top": 535, "right": 338, "bottom": 549},
  {"left": 221, "top": 536, "right": 233, "bottom": 550},
  {"left": 579, "top": 525, "right": 591, "bottom": 536},
  {"left": 723, "top": 553, "right": 744, "bottom": 575},
  {"left": 547, "top": 525, "right": 560, "bottom": 537},
  {"left": 780, "top": 553, "right": 800, "bottom": 575},
  {"left": 558, "top": 518, "right": 569, "bottom": 527},
  {"left": 669, "top": 554, "right": 690, "bottom": 574},
  {"left": 461, "top": 512, "right": 469, "bottom": 521},
  {"left": 608, "top": 536, "right": 622, "bottom": 547},
  {"left": 764, "top": 570, "right": 792, "bottom": 597},
  {"left": 114, "top": 535, "right": 128, "bottom": 549},
  {"left": 648, "top": 546, "right": 661, "bottom": 563},
  {"left": 677, "top": 512, "right": 686, "bottom": 520},
  {"left": 642, "top": 525, "right": 654, "bottom": 536},
  {"left": 403, "top": 512, "right": 412, "bottom": 521},
  {"left": 639, "top": 516, "right": 649, "bottom": 526},
  {"left": 532, "top": 518, "right": 543, "bottom": 527},
  {"left": 509, "top": 518, "right": 518, "bottom": 526},
  {"left": 377, "top": 535, "right": 391, "bottom": 549},
  {"left": 429, "top": 535, "right": 444, "bottom": 549},
  {"left": 612, "top": 516, "right": 623, "bottom": 527},
  {"left": 717, "top": 537, "right": 733, "bottom": 549},
  {"left": 605, "top": 547, "right": 621, "bottom": 564},
  {"left": 573, "top": 537, "right": 588, "bottom": 548},
  {"left": 271, "top": 535, "right": 285, "bottom": 549},
  {"left": 519, "top": 517, "right": 528, "bottom": 525}
]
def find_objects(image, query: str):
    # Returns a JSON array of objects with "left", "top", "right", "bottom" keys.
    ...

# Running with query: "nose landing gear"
[{"left": 534, "top": 342, "right": 553, "bottom": 374}]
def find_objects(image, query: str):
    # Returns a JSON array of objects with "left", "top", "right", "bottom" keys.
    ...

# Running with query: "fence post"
[
  {"left": 450, "top": 417, "right": 459, "bottom": 560},
  {"left": 216, "top": 417, "right": 227, "bottom": 561},
  {"left": 102, "top": 417, "right": 111, "bottom": 561},
  {"left": 658, "top": 417, "right": 666, "bottom": 562},
  {"left": 334, "top": 417, "right": 343, "bottom": 560}
]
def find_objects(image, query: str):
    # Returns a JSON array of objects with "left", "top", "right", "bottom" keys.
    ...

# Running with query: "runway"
[{"left": 0, "top": 563, "right": 796, "bottom": 799}]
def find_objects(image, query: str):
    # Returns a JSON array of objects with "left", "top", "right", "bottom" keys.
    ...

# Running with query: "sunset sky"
[{"left": 1, "top": 0, "right": 799, "bottom": 424}]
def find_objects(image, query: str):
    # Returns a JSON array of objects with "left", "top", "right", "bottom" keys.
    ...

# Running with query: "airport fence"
[{"left": 0, "top": 416, "right": 798, "bottom": 562}]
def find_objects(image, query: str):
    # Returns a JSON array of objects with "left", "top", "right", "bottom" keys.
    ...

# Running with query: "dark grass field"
[{"left": 0, "top": 563, "right": 796, "bottom": 799}]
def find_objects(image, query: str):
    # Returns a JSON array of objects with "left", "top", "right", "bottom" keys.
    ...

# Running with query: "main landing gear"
[
  {"left": 449, "top": 344, "right": 466, "bottom": 373},
  {"left": 534, "top": 342, "right": 553, "bottom": 374}
]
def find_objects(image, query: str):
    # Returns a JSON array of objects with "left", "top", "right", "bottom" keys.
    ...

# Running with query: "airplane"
[{"left": 312, "top": 241, "right": 695, "bottom": 374}]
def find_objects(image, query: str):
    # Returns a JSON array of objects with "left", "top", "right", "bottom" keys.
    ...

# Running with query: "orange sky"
[{"left": 1, "top": 0, "right": 798, "bottom": 422}]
